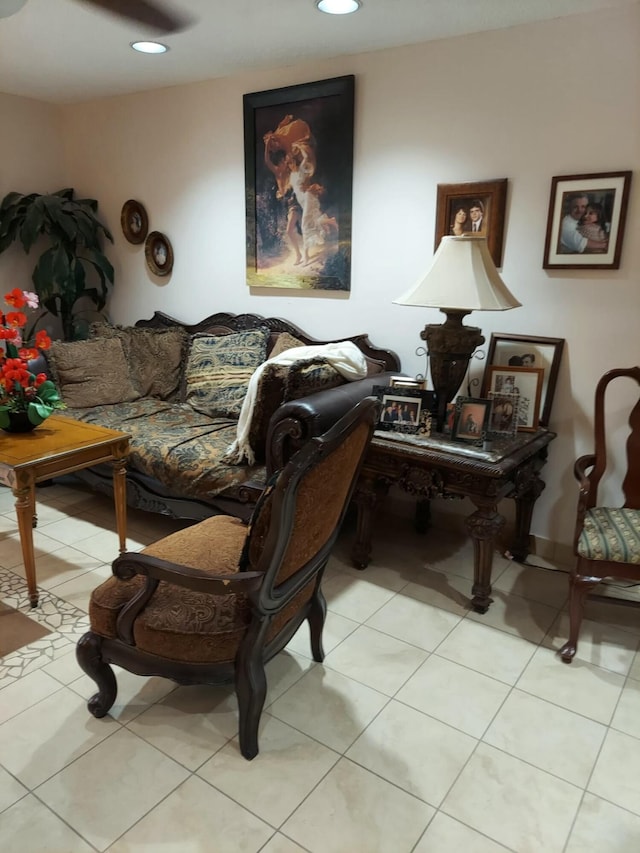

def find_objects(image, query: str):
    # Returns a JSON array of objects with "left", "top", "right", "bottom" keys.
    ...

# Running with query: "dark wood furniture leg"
[
  {"left": 509, "top": 470, "right": 546, "bottom": 562},
  {"left": 351, "top": 475, "right": 388, "bottom": 569},
  {"left": 465, "top": 499, "right": 505, "bottom": 613}
]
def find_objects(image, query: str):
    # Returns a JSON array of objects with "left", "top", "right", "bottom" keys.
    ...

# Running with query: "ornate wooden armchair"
[
  {"left": 560, "top": 367, "right": 640, "bottom": 663},
  {"left": 77, "top": 397, "right": 380, "bottom": 758}
]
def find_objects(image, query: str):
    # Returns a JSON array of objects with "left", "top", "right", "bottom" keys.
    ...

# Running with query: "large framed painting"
[
  {"left": 243, "top": 75, "right": 355, "bottom": 291},
  {"left": 543, "top": 171, "right": 632, "bottom": 269},
  {"left": 434, "top": 178, "right": 508, "bottom": 267}
]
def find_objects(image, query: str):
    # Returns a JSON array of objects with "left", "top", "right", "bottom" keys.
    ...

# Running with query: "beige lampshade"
[{"left": 394, "top": 236, "right": 521, "bottom": 312}]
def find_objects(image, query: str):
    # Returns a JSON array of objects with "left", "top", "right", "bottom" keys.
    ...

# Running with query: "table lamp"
[{"left": 394, "top": 236, "right": 521, "bottom": 432}]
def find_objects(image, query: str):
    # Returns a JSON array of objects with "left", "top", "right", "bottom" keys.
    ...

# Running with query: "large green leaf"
[{"left": 20, "top": 197, "right": 47, "bottom": 251}]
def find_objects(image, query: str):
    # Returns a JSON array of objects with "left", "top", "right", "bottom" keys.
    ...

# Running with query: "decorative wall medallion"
[
  {"left": 120, "top": 199, "right": 148, "bottom": 244},
  {"left": 145, "top": 231, "right": 173, "bottom": 276}
]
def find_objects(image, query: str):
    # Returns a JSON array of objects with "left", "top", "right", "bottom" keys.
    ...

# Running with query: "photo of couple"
[
  {"left": 448, "top": 198, "right": 488, "bottom": 236},
  {"left": 557, "top": 190, "right": 612, "bottom": 254}
]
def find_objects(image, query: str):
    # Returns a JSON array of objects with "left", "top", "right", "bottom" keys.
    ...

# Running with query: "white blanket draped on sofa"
[{"left": 224, "top": 342, "right": 368, "bottom": 465}]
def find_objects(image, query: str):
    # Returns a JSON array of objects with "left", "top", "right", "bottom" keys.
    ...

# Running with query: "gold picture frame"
[{"left": 434, "top": 178, "right": 508, "bottom": 266}]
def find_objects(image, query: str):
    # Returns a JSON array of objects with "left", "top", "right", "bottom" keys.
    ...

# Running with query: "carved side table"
[{"left": 351, "top": 429, "right": 556, "bottom": 613}]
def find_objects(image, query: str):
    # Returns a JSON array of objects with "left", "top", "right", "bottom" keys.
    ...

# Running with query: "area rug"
[{"left": 0, "top": 601, "right": 52, "bottom": 657}]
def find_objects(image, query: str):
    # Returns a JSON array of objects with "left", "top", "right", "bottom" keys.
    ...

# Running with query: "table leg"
[
  {"left": 465, "top": 500, "right": 505, "bottom": 613},
  {"left": 509, "top": 472, "right": 546, "bottom": 562},
  {"left": 112, "top": 457, "right": 128, "bottom": 554},
  {"left": 13, "top": 476, "right": 38, "bottom": 608},
  {"left": 414, "top": 498, "right": 431, "bottom": 533},
  {"left": 351, "top": 475, "right": 388, "bottom": 569}
]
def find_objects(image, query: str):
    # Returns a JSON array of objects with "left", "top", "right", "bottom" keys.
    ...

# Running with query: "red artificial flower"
[
  {"left": 35, "top": 330, "right": 51, "bottom": 349},
  {"left": 4, "top": 311, "right": 27, "bottom": 329},
  {"left": 0, "top": 328, "right": 18, "bottom": 341},
  {"left": 18, "top": 348, "right": 40, "bottom": 361},
  {"left": 35, "top": 373, "right": 47, "bottom": 387},
  {"left": 4, "top": 288, "right": 26, "bottom": 310}
]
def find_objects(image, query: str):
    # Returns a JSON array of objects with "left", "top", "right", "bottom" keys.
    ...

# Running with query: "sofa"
[{"left": 45, "top": 311, "right": 400, "bottom": 522}]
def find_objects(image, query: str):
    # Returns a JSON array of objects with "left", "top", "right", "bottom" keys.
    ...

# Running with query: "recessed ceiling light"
[
  {"left": 316, "top": 0, "right": 361, "bottom": 15},
  {"left": 130, "top": 41, "right": 169, "bottom": 55}
]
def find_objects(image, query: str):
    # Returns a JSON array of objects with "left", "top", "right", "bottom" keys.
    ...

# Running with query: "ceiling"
[{"left": 0, "top": 0, "right": 634, "bottom": 104}]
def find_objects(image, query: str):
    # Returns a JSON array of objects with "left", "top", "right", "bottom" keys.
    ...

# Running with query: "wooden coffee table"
[{"left": 0, "top": 415, "right": 131, "bottom": 607}]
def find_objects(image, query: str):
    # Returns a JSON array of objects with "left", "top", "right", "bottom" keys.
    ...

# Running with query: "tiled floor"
[{"left": 1, "top": 482, "right": 640, "bottom": 852}]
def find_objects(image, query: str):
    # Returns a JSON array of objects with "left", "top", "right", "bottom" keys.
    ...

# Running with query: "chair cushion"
[
  {"left": 578, "top": 507, "right": 640, "bottom": 564},
  {"left": 184, "top": 329, "right": 269, "bottom": 418},
  {"left": 91, "top": 322, "right": 188, "bottom": 400},
  {"left": 47, "top": 338, "right": 141, "bottom": 408}
]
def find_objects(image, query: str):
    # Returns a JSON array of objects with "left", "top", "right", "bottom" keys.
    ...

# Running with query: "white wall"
[{"left": 2, "top": 6, "right": 639, "bottom": 552}]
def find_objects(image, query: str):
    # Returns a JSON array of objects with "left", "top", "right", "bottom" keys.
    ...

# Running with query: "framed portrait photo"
[
  {"left": 144, "top": 231, "right": 173, "bottom": 277},
  {"left": 487, "top": 392, "right": 520, "bottom": 439},
  {"left": 543, "top": 171, "right": 632, "bottom": 269},
  {"left": 374, "top": 386, "right": 435, "bottom": 435},
  {"left": 120, "top": 199, "right": 148, "bottom": 245},
  {"left": 243, "top": 75, "right": 354, "bottom": 291},
  {"left": 389, "top": 376, "right": 427, "bottom": 392},
  {"left": 482, "top": 333, "right": 564, "bottom": 427},
  {"left": 434, "top": 178, "right": 508, "bottom": 267},
  {"left": 452, "top": 397, "right": 492, "bottom": 446},
  {"left": 483, "top": 366, "right": 544, "bottom": 432}
]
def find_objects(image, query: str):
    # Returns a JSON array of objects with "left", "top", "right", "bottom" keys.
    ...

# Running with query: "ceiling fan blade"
[{"left": 76, "top": 0, "right": 191, "bottom": 34}]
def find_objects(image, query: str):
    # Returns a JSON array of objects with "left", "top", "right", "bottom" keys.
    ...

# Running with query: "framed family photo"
[
  {"left": 434, "top": 178, "right": 508, "bottom": 267},
  {"left": 482, "top": 333, "right": 564, "bottom": 426},
  {"left": 243, "top": 75, "right": 355, "bottom": 291},
  {"left": 487, "top": 392, "right": 519, "bottom": 439},
  {"left": 452, "top": 397, "right": 492, "bottom": 446},
  {"left": 374, "top": 386, "right": 435, "bottom": 435},
  {"left": 483, "top": 366, "right": 544, "bottom": 432},
  {"left": 543, "top": 171, "right": 632, "bottom": 269}
]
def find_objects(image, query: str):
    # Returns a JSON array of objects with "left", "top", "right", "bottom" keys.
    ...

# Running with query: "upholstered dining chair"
[
  {"left": 560, "top": 367, "right": 640, "bottom": 663},
  {"left": 77, "top": 396, "right": 380, "bottom": 758}
]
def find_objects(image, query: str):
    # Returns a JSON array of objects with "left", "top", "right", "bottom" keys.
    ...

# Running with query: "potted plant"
[{"left": 0, "top": 187, "right": 114, "bottom": 340}]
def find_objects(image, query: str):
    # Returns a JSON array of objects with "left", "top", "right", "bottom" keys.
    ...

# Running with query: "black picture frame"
[
  {"left": 243, "top": 75, "right": 355, "bottom": 291},
  {"left": 481, "top": 333, "right": 564, "bottom": 427},
  {"left": 121, "top": 199, "right": 148, "bottom": 245},
  {"left": 434, "top": 178, "right": 508, "bottom": 267},
  {"left": 543, "top": 171, "right": 632, "bottom": 269},
  {"left": 452, "top": 397, "right": 492, "bottom": 445},
  {"left": 373, "top": 386, "right": 435, "bottom": 435},
  {"left": 487, "top": 392, "right": 520, "bottom": 439}
]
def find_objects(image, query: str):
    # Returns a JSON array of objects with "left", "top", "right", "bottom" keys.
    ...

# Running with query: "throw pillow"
[
  {"left": 184, "top": 328, "right": 269, "bottom": 418},
  {"left": 91, "top": 323, "right": 188, "bottom": 400},
  {"left": 283, "top": 358, "right": 345, "bottom": 402},
  {"left": 269, "top": 332, "right": 305, "bottom": 359},
  {"left": 47, "top": 338, "right": 141, "bottom": 408},
  {"left": 247, "top": 362, "right": 289, "bottom": 462}
]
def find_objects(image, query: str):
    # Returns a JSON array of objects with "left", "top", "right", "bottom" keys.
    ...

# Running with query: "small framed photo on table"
[
  {"left": 452, "top": 397, "right": 492, "bottom": 446},
  {"left": 374, "top": 386, "right": 435, "bottom": 435},
  {"left": 487, "top": 392, "right": 519, "bottom": 439},
  {"left": 483, "top": 366, "right": 544, "bottom": 432}
]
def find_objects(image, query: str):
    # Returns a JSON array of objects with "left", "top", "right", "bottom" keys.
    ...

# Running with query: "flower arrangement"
[{"left": 0, "top": 288, "right": 65, "bottom": 429}]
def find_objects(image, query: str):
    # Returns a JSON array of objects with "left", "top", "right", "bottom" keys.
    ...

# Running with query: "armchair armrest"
[{"left": 113, "top": 552, "right": 263, "bottom": 596}]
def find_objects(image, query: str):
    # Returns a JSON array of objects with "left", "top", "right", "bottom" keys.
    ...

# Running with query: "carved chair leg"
[
  {"left": 76, "top": 632, "right": 117, "bottom": 717},
  {"left": 235, "top": 620, "right": 269, "bottom": 760},
  {"left": 559, "top": 571, "right": 601, "bottom": 663},
  {"left": 308, "top": 581, "right": 327, "bottom": 663}
]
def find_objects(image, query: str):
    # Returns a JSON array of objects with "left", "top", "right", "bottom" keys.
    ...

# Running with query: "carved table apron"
[{"left": 351, "top": 429, "right": 556, "bottom": 612}]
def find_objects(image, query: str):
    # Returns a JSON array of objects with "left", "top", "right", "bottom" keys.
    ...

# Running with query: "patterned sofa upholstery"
[{"left": 46, "top": 311, "right": 400, "bottom": 522}]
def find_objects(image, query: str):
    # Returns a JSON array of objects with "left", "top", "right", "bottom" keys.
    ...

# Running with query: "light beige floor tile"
[
  {"left": 434, "top": 618, "right": 536, "bottom": 684},
  {"left": 0, "top": 669, "right": 63, "bottom": 725},
  {"left": 565, "top": 792, "right": 640, "bottom": 853},
  {"left": 282, "top": 757, "right": 434, "bottom": 853},
  {"left": 13, "top": 545, "right": 104, "bottom": 590},
  {"left": 264, "top": 650, "right": 315, "bottom": 706},
  {"left": 41, "top": 647, "right": 84, "bottom": 685},
  {"left": 365, "top": 591, "right": 462, "bottom": 651},
  {"left": 400, "top": 572, "right": 472, "bottom": 616},
  {"left": 71, "top": 529, "right": 148, "bottom": 563},
  {"left": 346, "top": 699, "right": 476, "bottom": 806},
  {"left": 588, "top": 728, "right": 640, "bottom": 816},
  {"left": 126, "top": 684, "right": 238, "bottom": 770},
  {"left": 0, "top": 686, "right": 119, "bottom": 788},
  {"left": 37, "top": 513, "right": 110, "bottom": 547},
  {"left": 628, "top": 649, "right": 640, "bottom": 681},
  {"left": 0, "top": 794, "right": 94, "bottom": 852},
  {"left": 442, "top": 743, "right": 582, "bottom": 852},
  {"left": 492, "top": 561, "right": 569, "bottom": 608},
  {"left": 260, "top": 834, "right": 308, "bottom": 853},
  {"left": 71, "top": 666, "right": 177, "bottom": 723},
  {"left": 0, "top": 764, "right": 28, "bottom": 812},
  {"left": 484, "top": 688, "right": 606, "bottom": 786},
  {"left": 199, "top": 715, "right": 339, "bottom": 826},
  {"left": 321, "top": 573, "right": 396, "bottom": 622},
  {"left": 396, "top": 655, "right": 511, "bottom": 738},
  {"left": 544, "top": 611, "right": 639, "bottom": 676},
  {"left": 284, "top": 609, "right": 359, "bottom": 659},
  {"left": 42, "top": 563, "right": 112, "bottom": 612},
  {"left": 268, "top": 665, "right": 389, "bottom": 752},
  {"left": 36, "top": 728, "right": 189, "bottom": 851},
  {"left": 323, "top": 625, "right": 428, "bottom": 696},
  {"left": 611, "top": 677, "right": 640, "bottom": 738},
  {"left": 338, "top": 559, "right": 414, "bottom": 592},
  {"left": 414, "top": 812, "right": 511, "bottom": 853},
  {"left": 583, "top": 596, "right": 640, "bottom": 637},
  {"left": 0, "top": 529, "right": 67, "bottom": 570},
  {"left": 517, "top": 645, "right": 625, "bottom": 723},
  {"left": 466, "top": 588, "right": 559, "bottom": 643}
]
